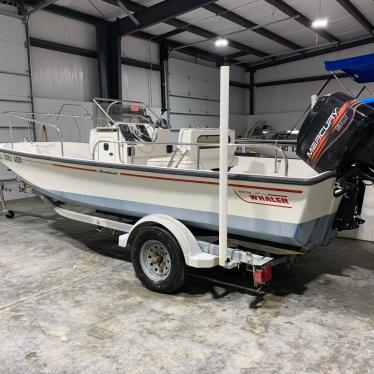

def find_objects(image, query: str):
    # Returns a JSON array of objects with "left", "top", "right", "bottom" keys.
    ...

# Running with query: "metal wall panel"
[
  {"left": 29, "top": 10, "right": 97, "bottom": 51},
  {"left": 0, "top": 14, "right": 26, "bottom": 44},
  {"left": 168, "top": 57, "right": 249, "bottom": 129},
  {"left": 121, "top": 65, "right": 161, "bottom": 108},
  {"left": 0, "top": 73, "right": 30, "bottom": 102},
  {"left": 0, "top": 102, "right": 32, "bottom": 129},
  {"left": 30, "top": 47, "right": 99, "bottom": 102},
  {"left": 169, "top": 58, "right": 219, "bottom": 101},
  {"left": 170, "top": 96, "right": 219, "bottom": 116},
  {"left": 255, "top": 78, "right": 374, "bottom": 115},
  {"left": 121, "top": 35, "right": 160, "bottom": 65},
  {"left": 230, "top": 86, "right": 249, "bottom": 115},
  {"left": 0, "top": 13, "right": 32, "bottom": 187},
  {"left": 0, "top": 39, "right": 29, "bottom": 75}
]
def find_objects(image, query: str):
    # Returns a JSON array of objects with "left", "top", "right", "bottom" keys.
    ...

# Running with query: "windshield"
[{"left": 93, "top": 98, "right": 161, "bottom": 128}]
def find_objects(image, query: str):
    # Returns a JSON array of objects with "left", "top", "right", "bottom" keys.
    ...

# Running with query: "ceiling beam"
[
  {"left": 224, "top": 51, "right": 251, "bottom": 60},
  {"left": 27, "top": 0, "right": 249, "bottom": 68},
  {"left": 246, "top": 36, "right": 374, "bottom": 71},
  {"left": 117, "top": 0, "right": 140, "bottom": 26},
  {"left": 335, "top": 0, "right": 374, "bottom": 35},
  {"left": 134, "top": 30, "right": 249, "bottom": 69},
  {"left": 255, "top": 72, "right": 349, "bottom": 87},
  {"left": 24, "top": 1, "right": 100, "bottom": 23},
  {"left": 117, "top": 0, "right": 219, "bottom": 36},
  {"left": 104, "top": 0, "right": 266, "bottom": 63},
  {"left": 264, "top": 0, "right": 340, "bottom": 44},
  {"left": 134, "top": 31, "right": 230, "bottom": 64},
  {"left": 152, "top": 28, "right": 186, "bottom": 41},
  {"left": 27, "top": 0, "right": 58, "bottom": 15},
  {"left": 163, "top": 18, "right": 269, "bottom": 58},
  {"left": 102, "top": 0, "right": 141, "bottom": 10},
  {"left": 203, "top": 3, "right": 303, "bottom": 52},
  {"left": 151, "top": 18, "right": 268, "bottom": 58}
]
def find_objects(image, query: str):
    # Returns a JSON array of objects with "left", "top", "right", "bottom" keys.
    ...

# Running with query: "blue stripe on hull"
[{"left": 42, "top": 188, "right": 336, "bottom": 248}]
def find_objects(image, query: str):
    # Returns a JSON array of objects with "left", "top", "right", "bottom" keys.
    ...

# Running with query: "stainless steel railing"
[
  {"left": 8, "top": 113, "right": 65, "bottom": 156},
  {"left": 238, "top": 138, "right": 296, "bottom": 174},
  {"left": 53, "top": 103, "right": 94, "bottom": 142},
  {"left": 91, "top": 140, "right": 289, "bottom": 176},
  {"left": 5, "top": 111, "right": 290, "bottom": 177},
  {"left": 6, "top": 111, "right": 97, "bottom": 157}
]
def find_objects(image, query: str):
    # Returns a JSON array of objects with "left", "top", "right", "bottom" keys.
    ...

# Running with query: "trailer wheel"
[{"left": 131, "top": 225, "right": 187, "bottom": 294}]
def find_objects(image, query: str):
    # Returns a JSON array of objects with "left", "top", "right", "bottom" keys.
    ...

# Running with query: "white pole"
[{"left": 219, "top": 65, "right": 230, "bottom": 267}]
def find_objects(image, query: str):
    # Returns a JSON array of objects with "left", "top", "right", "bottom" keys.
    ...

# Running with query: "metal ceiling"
[{"left": 23, "top": 0, "right": 374, "bottom": 70}]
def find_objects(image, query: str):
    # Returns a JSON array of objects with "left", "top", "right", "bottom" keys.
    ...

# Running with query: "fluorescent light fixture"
[
  {"left": 215, "top": 38, "right": 228, "bottom": 47},
  {"left": 312, "top": 18, "right": 328, "bottom": 28}
]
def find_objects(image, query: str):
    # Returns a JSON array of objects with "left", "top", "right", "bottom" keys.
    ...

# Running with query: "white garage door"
[
  {"left": 168, "top": 58, "right": 220, "bottom": 130},
  {"left": 0, "top": 12, "right": 33, "bottom": 180}
]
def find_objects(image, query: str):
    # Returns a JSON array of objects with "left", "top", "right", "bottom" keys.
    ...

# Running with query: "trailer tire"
[{"left": 131, "top": 225, "right": 187, "bottom": 294}]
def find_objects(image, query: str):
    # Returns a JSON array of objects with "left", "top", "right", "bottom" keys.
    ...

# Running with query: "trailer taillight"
[{"left": 253, "top": 264, "right": 272, "bottom": 286}]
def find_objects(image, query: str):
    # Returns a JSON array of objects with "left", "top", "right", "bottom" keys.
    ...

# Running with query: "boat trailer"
[{"left": 39, "top": 195, "right": 297, "bottom": 291}]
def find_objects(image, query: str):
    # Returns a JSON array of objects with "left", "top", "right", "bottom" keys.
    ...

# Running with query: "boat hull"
[{"left": 0, "top": 147, "right": 340, "bottom": 248}]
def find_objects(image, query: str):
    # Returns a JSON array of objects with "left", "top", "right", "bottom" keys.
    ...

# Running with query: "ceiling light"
[
  {"left": 215, "top": 38, "right": 228, "bottom": 47},
  {"left": 312, "top": 18, "right": 328, "bottom": 28}
]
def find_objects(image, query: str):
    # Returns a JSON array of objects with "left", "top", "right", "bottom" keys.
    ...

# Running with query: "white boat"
[
  {"left": 0, "top": 88, "right": 374, "bottom": 293},
  {"left": 0, "top": 65, "right": 373, "bottom": 292},
  {"left": 0, "top": 97, "right": 359, "bottom": 250}
]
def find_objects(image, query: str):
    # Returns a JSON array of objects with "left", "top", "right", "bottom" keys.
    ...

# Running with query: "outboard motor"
[{"left": 297, "top": 92, "right": 374, "bottom": 231}]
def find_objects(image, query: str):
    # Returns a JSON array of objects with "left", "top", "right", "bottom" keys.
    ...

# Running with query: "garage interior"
[{"left": 0, "top": 0, "right": 374, "bottom": 372}]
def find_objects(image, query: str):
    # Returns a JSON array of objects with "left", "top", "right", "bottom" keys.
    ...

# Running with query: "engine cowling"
[
  {"left": 296, "top": 92, "right": 374, "bottom": 173},
  {"left": 296, "top": 92, "right": 374, "bottom": 231}
]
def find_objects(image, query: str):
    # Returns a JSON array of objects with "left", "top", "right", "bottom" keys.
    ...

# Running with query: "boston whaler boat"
[{"left": 0, "top": 65, "right": 373, "bottom": 293}]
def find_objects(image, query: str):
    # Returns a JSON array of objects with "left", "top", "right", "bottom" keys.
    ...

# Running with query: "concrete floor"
[{"left": 0, "top": 197, "right": 373, "bottom": 374}]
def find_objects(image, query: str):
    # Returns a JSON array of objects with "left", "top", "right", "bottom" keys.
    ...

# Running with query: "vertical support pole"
[
  {"left": 96, "top": 20, "right": 122, "bottom": 99},
  {"left": 96, "top": 21, "right": 110, "bottom": 98},
  {"left": 249, "top": 70, "right": 255, "bottom": 115},
  {"left": 160, "top": 43, "right": 168, "bottom": 115},
  {"left": 219, "top": 65, "right": 230, "bottom": 267},
  {"left": 18, "top": 1, "right": 25, "bottom": 15},
  {"left": 108, "top": 21, "right": 122, "bottom": 100},
  {"left": 22, "top": 4, "right": 36, "bottom": 141}
]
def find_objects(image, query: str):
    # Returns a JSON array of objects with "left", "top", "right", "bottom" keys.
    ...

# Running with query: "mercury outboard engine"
[{"left": 297, "top": 92, "right": 374, "bottom": 231}]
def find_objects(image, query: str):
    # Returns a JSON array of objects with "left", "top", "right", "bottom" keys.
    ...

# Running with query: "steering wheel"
[
  {"left": 130, "top": 116, "right": 157, "bottom": 142},
  {"left": 130, "top": 123, "right": 152, "bottom": 142},
  {"left": 115, "top": 121, "right": 157, "bottom": 143}
]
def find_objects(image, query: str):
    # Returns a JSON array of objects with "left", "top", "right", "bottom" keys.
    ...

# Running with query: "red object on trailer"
[{"left": 253, "top": 263, "right": 272, "bottom": 286}]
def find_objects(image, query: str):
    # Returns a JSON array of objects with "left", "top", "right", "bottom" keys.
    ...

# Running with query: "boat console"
[
  {"left": 89, "top": 126, "right": 172, "bottom": 164},
  {"left": 90, "top": 98, "right": 173, "bottom": 164}
]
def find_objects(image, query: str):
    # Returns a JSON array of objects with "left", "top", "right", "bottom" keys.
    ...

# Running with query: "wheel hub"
[
  {"left": 154, "top": 254, "right": 164, "bottom": 264},
  {"left": 140, "top": 240, "right": 171, "bottom": 282}
]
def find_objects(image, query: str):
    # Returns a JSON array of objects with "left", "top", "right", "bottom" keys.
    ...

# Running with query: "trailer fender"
[{"left": 118, "top": 214, "right": 217, "bottom": 268}]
